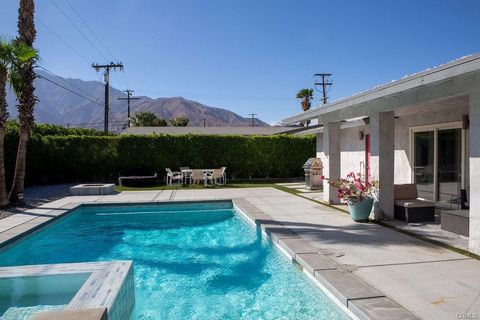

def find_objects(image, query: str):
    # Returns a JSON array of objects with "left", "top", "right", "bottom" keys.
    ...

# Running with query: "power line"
[
  {"left": 51, "top": 0, "right": 109, "bottom": 61},
  {"left": 92, "top": 62, "right": 124, "bottom": 133},
  {"left": 37, "top": 16, "right": 91, "bottom": 65},
  {"left": 37, "top": 74, "right": 103, "bottom": 106},
  {"left": 248, "top": 113, "right": 258, "bottom": 127},
  {"left": 63, "top": 0, "right": 117, "bottom": 60},
  {"left": 36, "top": 65, "right": 104, "bottom": 104},
  {"left": 62, "top": 0, "right": 131, "bottom": 90},
  {"left": 313, "top": 73, "right": 333, "bottom": 105},
  {"left": 118, "top": 89, "right": 140, "bottom": 127}
]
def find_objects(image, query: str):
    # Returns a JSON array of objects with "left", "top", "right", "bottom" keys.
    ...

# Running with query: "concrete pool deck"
[{"left": 0, "top": 187, "right": 479, "bottom": 320}]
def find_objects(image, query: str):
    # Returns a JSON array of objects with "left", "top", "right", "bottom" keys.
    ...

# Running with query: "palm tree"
[
  {"left": 296, "top": 88, "right": 314, "bottom": 127},
  {"left": 0, "top": 41, "right": 11, "bottom": 207},
  {"left": 0, "top": 39, "right": 37, "bottom": 207},
  {"left": 9, "top": 0, "right": 37, "bottom": 203}
]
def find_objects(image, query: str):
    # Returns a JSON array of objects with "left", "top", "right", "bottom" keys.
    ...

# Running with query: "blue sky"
[{"left": 1, "top": 0, "right": 480, "bottom": 124}]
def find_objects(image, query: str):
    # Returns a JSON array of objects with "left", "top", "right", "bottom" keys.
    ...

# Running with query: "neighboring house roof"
[
  {"left": 125, "top": 126, "right": 302, "bottom": 136},
  {"left": 283, "top": 53, "right": 480, "bottom": 125}
]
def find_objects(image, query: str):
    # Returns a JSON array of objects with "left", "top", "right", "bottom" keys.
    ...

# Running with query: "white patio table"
[{"left": 180, "top": 169, "right": 214, "bottom": 185}]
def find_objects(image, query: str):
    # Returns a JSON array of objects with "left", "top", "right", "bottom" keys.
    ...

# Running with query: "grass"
[{"left": 115, "top": 181, "right": 295, "bottom": 192}]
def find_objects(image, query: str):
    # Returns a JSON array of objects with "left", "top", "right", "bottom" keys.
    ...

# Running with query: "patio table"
[{"left": 180, "top": 169, "right": 214, "bottom": 185}]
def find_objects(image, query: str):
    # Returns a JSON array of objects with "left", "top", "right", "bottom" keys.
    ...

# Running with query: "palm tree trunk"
[
  {"left": 0, "top": 128, "right": 8, "bottom": 207},
  {"left": 9, "top": 129, "right": 29, "bottom": 203},
  {"left": 0, "top": 69, "right": 9, "bottom": 207}
]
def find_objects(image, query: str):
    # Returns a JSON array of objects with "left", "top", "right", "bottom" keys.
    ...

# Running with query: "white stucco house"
[{"left": 283, "top": 54, "right": 480, "bottom": 255}]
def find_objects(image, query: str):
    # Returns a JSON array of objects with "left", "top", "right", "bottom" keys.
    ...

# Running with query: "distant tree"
[
  {"left": 170, "top": 116, "right": 189, "bottom": 127},
  {"left": 296, "top": 88, "right": 314, "bottom": 127},
  {"left": 296, "top": 88, "right": 314, "bottom": 112},
  {"left": 131, "top": 111, "right": 167, "bottom": 127}
]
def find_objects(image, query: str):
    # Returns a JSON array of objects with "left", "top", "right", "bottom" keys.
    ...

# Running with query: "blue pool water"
[
  {"left": 0, "top": 273, "right": 89, "bottom": 320},
  {"left": 0, "top": 201, "right": 349, "bottom": 319}
]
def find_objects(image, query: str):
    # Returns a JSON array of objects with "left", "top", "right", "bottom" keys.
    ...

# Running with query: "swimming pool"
[{"left": 0, "top": 201, "right": 349, "bottom": 319}]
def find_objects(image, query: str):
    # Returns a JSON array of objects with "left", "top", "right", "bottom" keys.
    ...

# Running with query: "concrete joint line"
[
  {"left": 152, "top": 191, "right": 163, "bottom": 201},
  {"left": 357, "top": 257, "right": 472, "bottom": 269}
]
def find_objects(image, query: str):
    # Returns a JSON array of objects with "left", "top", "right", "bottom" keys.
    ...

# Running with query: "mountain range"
[{"left": 6, "top": 70, "right": 268, "bottom": 130}]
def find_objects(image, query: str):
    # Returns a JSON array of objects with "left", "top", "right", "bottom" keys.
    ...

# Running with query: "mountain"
[{"left": 6, "top": 71, "right": 268, "bottom": 130}]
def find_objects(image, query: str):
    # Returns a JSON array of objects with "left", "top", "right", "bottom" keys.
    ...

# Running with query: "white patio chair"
[
  {"left": 165, "top": 168, "right": 182, "bottom": 185},
  {"left": 220, "top": 167, "right": 227, "bottom": 184},
  {"left": 191, "top": 169, "right": 206, "bottom": 186},
  {"left": 206, "top": 168, "right": 224, "bottom": 186}
]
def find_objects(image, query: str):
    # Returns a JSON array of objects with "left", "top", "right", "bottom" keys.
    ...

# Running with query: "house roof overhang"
[{"left": 283, "top": 53, "right": 480, "bottom": 125}]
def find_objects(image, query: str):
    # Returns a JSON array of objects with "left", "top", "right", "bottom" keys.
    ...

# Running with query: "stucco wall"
[{"left": 318, "top": 97, "right": 469, "bottom": 183}]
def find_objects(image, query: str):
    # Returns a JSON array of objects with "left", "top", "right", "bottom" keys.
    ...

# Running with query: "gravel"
[{"left": 0, "top": 183, "right": 75, "bottom": 220}]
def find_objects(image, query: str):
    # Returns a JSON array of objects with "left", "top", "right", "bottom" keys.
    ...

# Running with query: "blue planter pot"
[{"left": 347, "top": 198, "right": 374, "bottom": 222}]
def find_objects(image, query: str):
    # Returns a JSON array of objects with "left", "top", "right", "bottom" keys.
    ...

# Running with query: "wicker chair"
[{"left": 394, "top": 184, "right": 435, "bottom": 223}]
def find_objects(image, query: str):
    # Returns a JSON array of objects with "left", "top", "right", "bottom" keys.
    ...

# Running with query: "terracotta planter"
[{"left": 347, "top": 198, "right": 374, "bottom": 222}]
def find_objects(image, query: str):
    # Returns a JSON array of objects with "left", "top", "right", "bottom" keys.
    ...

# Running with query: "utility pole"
[
  {"left": 313, "top": 73, "right": 333, "bottom": 105},
  {"left": 92, "top": 62, "right": 124, "bottom": 133},
  {"left": 248, "top": 113, "right": 258, "bottom": 127},
  {"left": 203, "top": 119, "right": 206, "bottom": 127},
  {"left": 118, "top": 89, "right": 140, "bottom": 127}
]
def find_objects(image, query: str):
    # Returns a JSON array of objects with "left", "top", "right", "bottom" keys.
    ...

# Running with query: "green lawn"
[{"left": 114, "top": 181, "right": 301, "bottom": 195}]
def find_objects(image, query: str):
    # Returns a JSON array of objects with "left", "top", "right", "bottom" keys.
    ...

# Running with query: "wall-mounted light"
[{"left": 359, "top": 130, "right": 365, "bottom": 140}]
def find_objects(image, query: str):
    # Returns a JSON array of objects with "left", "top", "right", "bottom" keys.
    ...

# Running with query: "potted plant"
[{"left": 324, "top": 172, "right": 378, "bottom": 222}]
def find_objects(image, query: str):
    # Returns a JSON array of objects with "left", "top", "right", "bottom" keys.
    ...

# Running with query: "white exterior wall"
[
  {"left": 340, "top": 126, "right": 367, "bottom": 177},
  {"left": 329, "top": 99, "right": 468, "bottom": 185}
]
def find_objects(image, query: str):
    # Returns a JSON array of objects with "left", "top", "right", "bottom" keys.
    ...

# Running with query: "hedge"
[{"left": 5, "top": 134, "right": 315, "bottom": 185}]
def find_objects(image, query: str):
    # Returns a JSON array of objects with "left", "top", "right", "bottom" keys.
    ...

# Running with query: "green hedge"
[
  {"left": 5, "top": 134, "right": 315, "bottom": 184},
  {"left": 6, "top": 121, "right": 108, "bottom": 137}
]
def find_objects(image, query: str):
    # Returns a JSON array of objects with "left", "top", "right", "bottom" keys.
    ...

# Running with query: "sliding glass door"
[
  {"left": 414, "top": 131, "right": 435, "bottom": 201},
  {"left": 437, "top": 129, "right": 462, "bottom": 208},
  {"left": 412, "top": 125, "right": 464, "bottom": 208}
]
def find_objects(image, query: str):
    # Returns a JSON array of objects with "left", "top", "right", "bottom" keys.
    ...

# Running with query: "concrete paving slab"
[
  {"left": 314, "top": 269, "right": 384, "bottom": 306},
  {"left": 298, "top": 228, "right": 464, "bottom": 267},
  {"left": 348, "top": 297, "right": 418, "bottom": 320},
  {"left": 354, "top": 259, "right": 480, "bottom": 320},
  {"left": 295, "top": 253, "right": 337, "bottom": 274},
  {"left": 278, "top": 238, "right": 318, "bottom": 258}
]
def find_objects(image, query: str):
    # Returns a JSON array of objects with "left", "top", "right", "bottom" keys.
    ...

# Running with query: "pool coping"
[
  {"left": 232, "top": 199, "right": 419, "bottom": 320},
  {"left": 0, "top": 260, "right": 134, "bottom": 320},
  {"left": 0, "top": 197, "right": 418, "bottom": 320}
]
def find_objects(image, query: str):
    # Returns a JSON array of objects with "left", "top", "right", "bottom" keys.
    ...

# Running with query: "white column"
[
  {"left": 370, "top": 111, "right": 395, "bottom": 220},
  {"left": 469, "top": 91, "right": 480, "bottom": 254},
  {"left": 321, "top": 121, "right": 341, "bottom": 204}
]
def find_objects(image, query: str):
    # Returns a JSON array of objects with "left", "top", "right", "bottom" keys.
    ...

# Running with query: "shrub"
[{"left": 4, "top": 132, "right": 315, "bottom": 185}]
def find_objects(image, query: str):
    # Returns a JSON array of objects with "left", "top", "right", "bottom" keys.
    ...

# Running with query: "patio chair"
[
  {"left": 394, "top": 184, "right": 435, "bottom": 223},
  {"left": 220, "top": 166, "right": 227, "bottom": 184},
  {"left": 206, "top": 168, "right": 224, "bottom": 186},
  {"left": 191, "top": 169, "right": 206, "bottom": 186},
  {"left": 165, "top": 168, "right": 182, "bottom": 185}
]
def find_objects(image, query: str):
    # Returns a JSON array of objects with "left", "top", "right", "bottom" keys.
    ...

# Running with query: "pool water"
[
  {"left": 0, "top": 202, "right": 349, "bottom": 320},
  {"left": 0, "top": 273, "right": 89, "bottom": 320}
]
